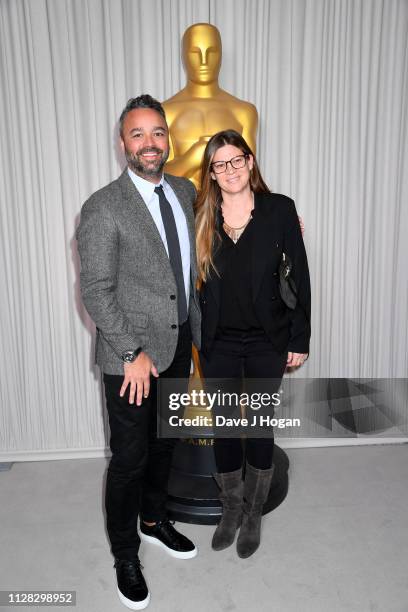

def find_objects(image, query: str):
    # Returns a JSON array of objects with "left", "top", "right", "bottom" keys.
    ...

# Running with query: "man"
[{"left": 77, "top": 95, "right": 201, "bottom": 610}]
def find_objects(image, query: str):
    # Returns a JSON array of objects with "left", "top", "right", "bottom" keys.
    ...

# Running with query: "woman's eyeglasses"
[{"left": 210, "top": 154, "right": 249, "bottom": 174}]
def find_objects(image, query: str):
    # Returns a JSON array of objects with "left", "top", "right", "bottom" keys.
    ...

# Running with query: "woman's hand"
[{"left": 287, "top": 352, "right": 308, "bottom": 368}]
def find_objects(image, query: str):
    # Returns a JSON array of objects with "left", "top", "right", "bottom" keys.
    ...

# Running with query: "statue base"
[{"left": 167, "top": 440, "right": 289, "bottom": 525}]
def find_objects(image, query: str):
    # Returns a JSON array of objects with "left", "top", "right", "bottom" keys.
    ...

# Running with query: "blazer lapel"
[
  {"left": 252, "top": 193, "right": 275, "bottom": 301},
  {"left": 118, "top": 169, "right": 170, "bottom": 265}
]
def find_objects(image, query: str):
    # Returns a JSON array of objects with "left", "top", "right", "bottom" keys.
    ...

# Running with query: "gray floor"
[{"left": 1, "top": 445, "right": 408, "bottom": 612}]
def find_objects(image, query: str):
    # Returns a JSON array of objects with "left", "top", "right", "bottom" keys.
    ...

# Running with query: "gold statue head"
[{"left": 182, "top": 23, "right": 222, "bottom": 85}]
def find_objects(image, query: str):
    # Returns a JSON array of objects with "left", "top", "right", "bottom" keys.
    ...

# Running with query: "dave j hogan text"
[{"left": 168, "top": 415, "right": 301, "bottom": 429}]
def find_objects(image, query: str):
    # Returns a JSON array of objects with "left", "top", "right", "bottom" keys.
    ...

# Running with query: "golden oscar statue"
[
  {"left": 163, "top": 22, "right": 258, "bottom": 189},
  {"left": 164, "top": 22, "right": 259, "bottom": 381}
]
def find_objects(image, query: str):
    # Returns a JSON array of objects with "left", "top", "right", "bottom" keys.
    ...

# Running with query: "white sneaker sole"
[
  {"left": 117, "top": 587, "right": 150, "bottom": 610},
  {"left": 140, "top": 532, "right": 198, "bottom": 559}
]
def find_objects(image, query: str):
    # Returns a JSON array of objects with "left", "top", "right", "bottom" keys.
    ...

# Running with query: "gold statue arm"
[
  {"left": 237, "top": 103, "right": 258, "bottom": 154},
  {"left": 165, "top": 133, "right": 209, "bottom": 180}
]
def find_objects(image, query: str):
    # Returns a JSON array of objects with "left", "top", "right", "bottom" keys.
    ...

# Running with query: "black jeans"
[
  {"left": 104, "top": 320, "right": 192, "bottom": 560},
  {"left": 200, "top": 331, "right": 287, "bottom": 472}
]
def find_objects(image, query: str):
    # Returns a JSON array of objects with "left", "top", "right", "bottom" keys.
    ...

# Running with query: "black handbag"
[{"left": 279, "top": 252, "right": 297, "bottom": 309}]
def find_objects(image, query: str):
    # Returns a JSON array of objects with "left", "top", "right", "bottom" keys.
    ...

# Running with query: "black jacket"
[{"left": 199, "top": 192, "right": 311, "bottom": 357}]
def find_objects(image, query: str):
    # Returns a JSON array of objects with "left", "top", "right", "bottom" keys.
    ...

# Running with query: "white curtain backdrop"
[{"left": 0, "top": 0, "right": 407, "bottom": 458}]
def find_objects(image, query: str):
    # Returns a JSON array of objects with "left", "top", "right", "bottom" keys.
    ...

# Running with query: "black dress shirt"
[{"left": 217, "top": 208, "right": 263, "bottom": 334}]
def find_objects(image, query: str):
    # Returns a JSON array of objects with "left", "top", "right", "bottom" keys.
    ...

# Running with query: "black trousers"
[
  {"left": 103, "top": 320, "right": 192, "bottom": 560},
  {"left": 200, "top": 331, "right": 287, "bottom": 472}
]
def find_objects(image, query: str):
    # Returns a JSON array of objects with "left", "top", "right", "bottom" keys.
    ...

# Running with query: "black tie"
[{"left": 154, "top": 185, "right": 188, "bottom": 324}]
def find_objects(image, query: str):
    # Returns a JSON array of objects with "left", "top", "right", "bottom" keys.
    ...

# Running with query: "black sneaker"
[
  {"left": 114, "top": 558, "right": 150, "bottom": 610},
  {"left": 140, "top": 519, "right": 197, "bottom": 559}
]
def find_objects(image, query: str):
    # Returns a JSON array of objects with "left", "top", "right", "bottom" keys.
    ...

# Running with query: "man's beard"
[{"left": 125, "top": 146, "right": 169, "bottom": 179}]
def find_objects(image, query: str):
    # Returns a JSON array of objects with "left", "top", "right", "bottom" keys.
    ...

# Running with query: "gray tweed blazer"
[{"left": 76, "top": 169, "right": 201, "bottom": 374}]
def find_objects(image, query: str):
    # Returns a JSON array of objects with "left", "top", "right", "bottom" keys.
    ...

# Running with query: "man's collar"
[{"left": 127, "top": 167, "right": 164, "bottom": 201}]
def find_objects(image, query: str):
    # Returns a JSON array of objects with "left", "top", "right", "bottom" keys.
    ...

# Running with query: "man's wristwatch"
[{"left": 121, "top": 348, "right": 142, "bottom": 363}]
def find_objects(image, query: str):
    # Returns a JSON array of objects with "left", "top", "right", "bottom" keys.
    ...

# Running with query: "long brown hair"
[{"left": 195, "top": 129, "right": 270, "bottom": 282}]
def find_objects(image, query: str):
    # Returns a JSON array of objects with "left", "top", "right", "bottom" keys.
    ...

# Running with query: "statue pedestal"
[{"left": 167, "top": 440, "right": 289, "bottom": 525}]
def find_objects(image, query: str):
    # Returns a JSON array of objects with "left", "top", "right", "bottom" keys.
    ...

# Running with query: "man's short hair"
[{"left": 119, "top": 95, "right": 166, "bottom": 136}]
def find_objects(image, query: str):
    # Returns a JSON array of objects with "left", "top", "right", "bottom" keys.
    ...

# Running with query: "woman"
[{"left": 195, "top": 130, "right": 311, "bottom": 558}]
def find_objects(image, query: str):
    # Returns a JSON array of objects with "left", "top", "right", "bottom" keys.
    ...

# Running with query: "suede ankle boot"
[
  {"left": 236, "top": 462, "right": 274, "bottom": 558},
  {"left": 212, "top": 468, "right": 243, "bottom": 551}
]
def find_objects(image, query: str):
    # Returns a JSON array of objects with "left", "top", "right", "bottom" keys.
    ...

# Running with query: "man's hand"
[
  {"left": 120, "top": 352, "right": 159, "bottom": 405},
  {"left": 287, "top": 352, "right": 308, "bottom": 368}
]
